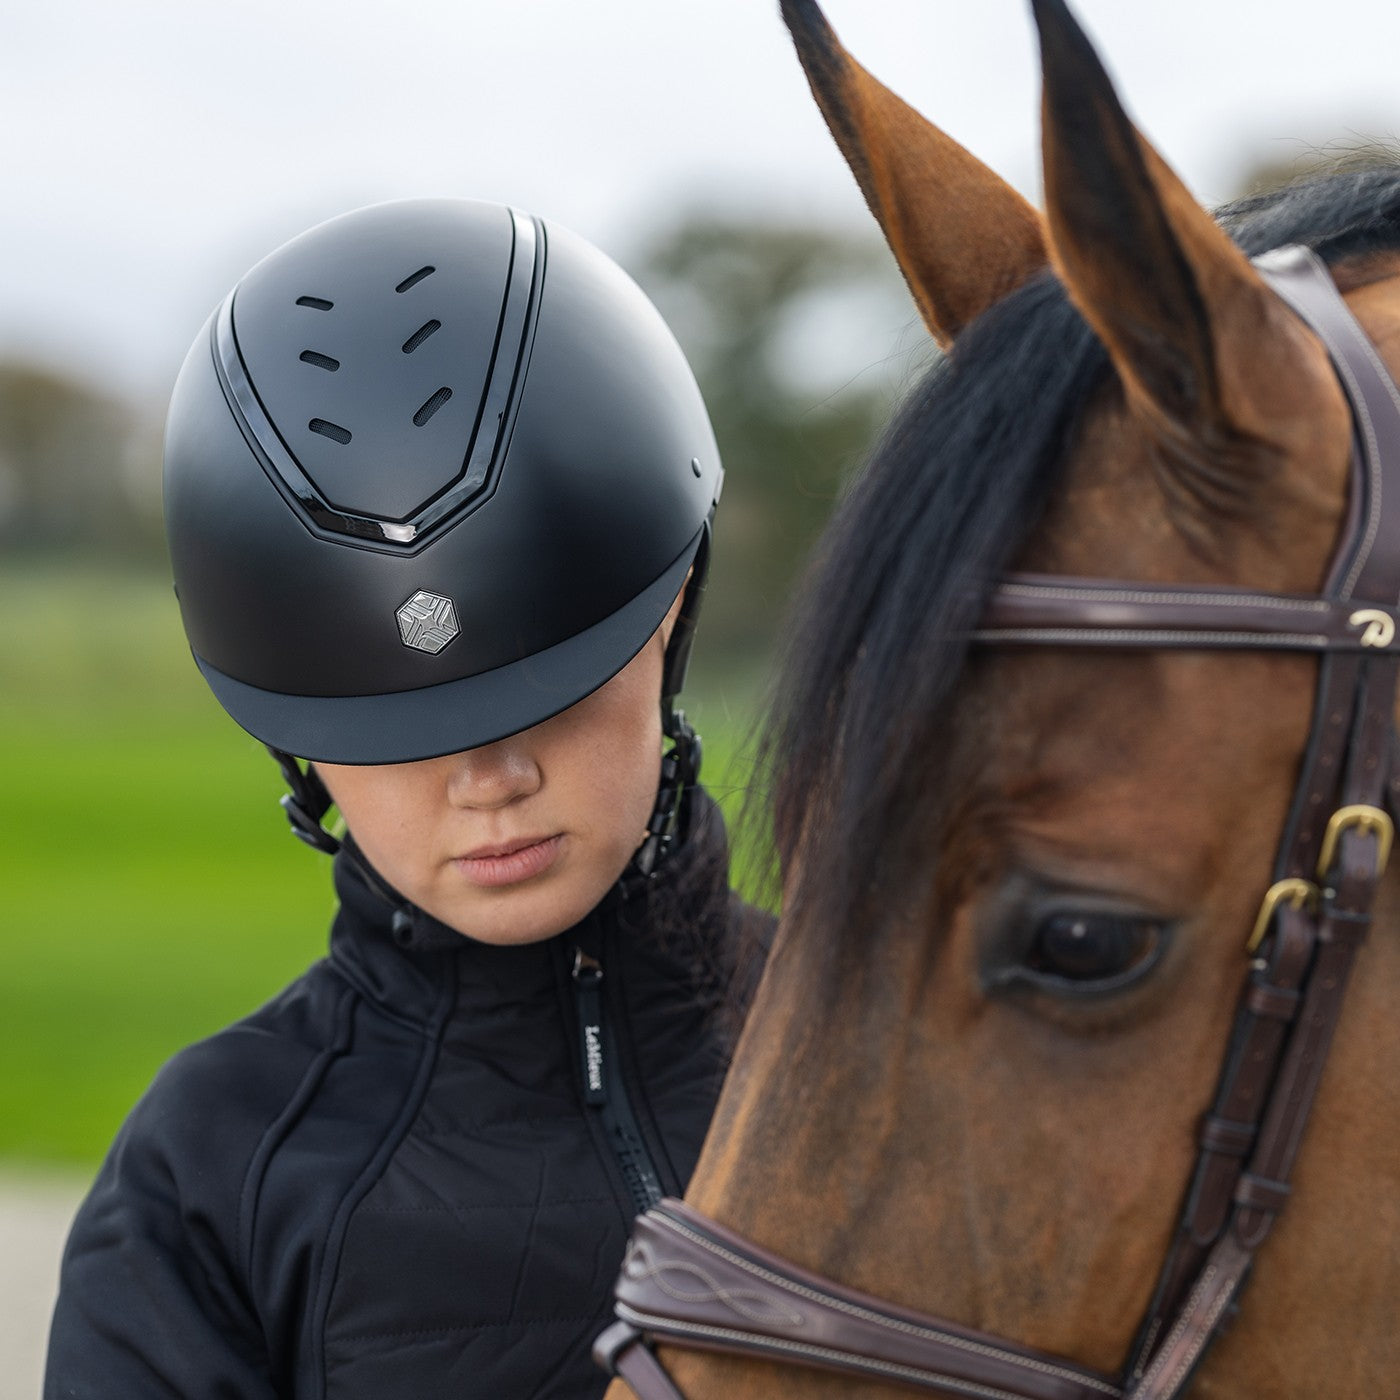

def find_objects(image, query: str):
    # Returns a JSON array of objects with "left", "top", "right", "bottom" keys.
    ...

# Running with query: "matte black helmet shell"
[{"left": 164, "top": 199, "right": 722, "bottom": 763}]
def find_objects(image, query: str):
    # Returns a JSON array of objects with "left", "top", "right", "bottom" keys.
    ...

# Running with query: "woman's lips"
[{"left": 454, "top": 834, "right": 564, "bottom": 888}]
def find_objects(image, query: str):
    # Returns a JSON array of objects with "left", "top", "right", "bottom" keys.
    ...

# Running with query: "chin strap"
[
  {"left": 266, "top": 746, "right": 341, "bottom": 855},
  {"left": 267, "top": 746, "right": 419, "bottom": 921},
  {"left": 626, "top": 705, "right": 703, "bottom": 890}
]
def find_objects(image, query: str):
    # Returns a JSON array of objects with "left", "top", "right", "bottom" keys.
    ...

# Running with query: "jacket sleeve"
[{"left": 45, "top": 1058, "right": 279, "bottom": 1399}]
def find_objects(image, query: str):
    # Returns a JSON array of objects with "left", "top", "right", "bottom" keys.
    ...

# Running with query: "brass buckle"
[
  {"left": 1246, "top": 878, "right": 1318, "bottom": 955},
  {"left": 1315, "top": 805, "right": 1394, "bottom": 881}
]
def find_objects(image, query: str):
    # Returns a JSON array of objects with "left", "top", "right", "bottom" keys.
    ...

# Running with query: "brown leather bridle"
[{"left": 595, "top": 245, "right": 1400, "bottom": 1400}]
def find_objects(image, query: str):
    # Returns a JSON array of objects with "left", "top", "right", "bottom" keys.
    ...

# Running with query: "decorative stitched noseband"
[{"left": 595, "top": 246, "right": 1400, "bottom": 1400}]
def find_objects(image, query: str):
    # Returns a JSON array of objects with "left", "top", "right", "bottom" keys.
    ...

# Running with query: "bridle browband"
[{"left": 595, "top": 245, "right": 1400, "bottom": 1400}]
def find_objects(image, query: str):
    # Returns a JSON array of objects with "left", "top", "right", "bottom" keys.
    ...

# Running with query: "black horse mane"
[{"left": 757, "top": 162, "right": 1400, "bottom": 955}]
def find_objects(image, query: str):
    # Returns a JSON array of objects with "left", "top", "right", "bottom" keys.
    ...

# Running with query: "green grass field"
[{"left": 0, "top": 564, "right": 764, "bottom": 1169}]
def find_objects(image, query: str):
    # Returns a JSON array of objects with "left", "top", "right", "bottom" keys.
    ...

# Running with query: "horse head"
[{"left": 605, "top": 2, "right": 1400, "bottom": 1395}]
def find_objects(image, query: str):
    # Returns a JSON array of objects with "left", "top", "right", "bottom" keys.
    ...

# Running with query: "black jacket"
[{"left": 46, "top": 790, "right": 763, "bottom": 1399}]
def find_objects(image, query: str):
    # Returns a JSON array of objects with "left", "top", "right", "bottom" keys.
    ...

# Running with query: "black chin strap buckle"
[
  {"left": 266, "top": 746, "right": 341, "bottom": 855},
  {"left": 664, "top": 705, "right": 702, "bottom": 789},
  {"left": 626, "top": 707, "right": 702, "bottom": 888}
]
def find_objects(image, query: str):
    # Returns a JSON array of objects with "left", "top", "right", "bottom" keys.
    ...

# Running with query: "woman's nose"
[{"left": 443, "top": 739, "right": 542, "bottom": 810}]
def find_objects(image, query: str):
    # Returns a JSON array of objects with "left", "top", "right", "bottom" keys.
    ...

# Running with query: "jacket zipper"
[{"left": 572, "top": 946, "right": 664, "bottom": 1215}]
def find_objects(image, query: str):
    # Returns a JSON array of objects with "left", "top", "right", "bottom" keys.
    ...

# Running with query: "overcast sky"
[{"left": 3, "top": 0, "right": 1398, "bottom": 403}]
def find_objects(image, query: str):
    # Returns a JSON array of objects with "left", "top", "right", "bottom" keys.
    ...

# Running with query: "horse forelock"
[{"left": 754, "top": 160, "right": 1400, "bottom": 984}]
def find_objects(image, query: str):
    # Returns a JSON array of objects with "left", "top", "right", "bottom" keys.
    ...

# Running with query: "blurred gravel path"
[{"left": 0, "top": 1170, "right": 88, "bottom": 1400}]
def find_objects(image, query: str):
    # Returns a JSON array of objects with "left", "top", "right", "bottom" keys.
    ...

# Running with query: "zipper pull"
[{"left": 572, "top": 947, "right": 608, "bottom": 1106}]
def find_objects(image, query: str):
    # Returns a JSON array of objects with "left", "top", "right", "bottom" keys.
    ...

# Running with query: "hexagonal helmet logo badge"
[{"left": 396, "top": 590, "right": 459, "bottom": 655}]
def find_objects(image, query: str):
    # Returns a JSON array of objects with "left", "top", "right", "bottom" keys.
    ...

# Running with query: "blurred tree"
[
  {"left": 0, "top": 363, "right": 163, "bottom": 561},
  {"left": 631, "top": 217, "right": 931, "bottom": 669}
]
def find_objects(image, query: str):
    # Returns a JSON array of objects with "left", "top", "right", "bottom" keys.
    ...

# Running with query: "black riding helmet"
[{"left": 164, "top": 199, "right": 722, "bottom": 858}]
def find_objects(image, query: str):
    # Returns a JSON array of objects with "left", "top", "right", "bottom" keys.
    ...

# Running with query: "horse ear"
[
  {"left": 781, "top": 0, "right": 1047, "bottom": 347},
  {"left": 1031, "top": 0, "right": 1335, "bottom": 456}
]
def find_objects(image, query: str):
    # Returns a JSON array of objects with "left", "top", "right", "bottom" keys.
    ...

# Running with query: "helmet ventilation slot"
[
  {"left": 395, "top": 266, "right": 436, "bottom": 294},
  {"left": 295, "top": 296, "right": 334, "bottom": 311},
  {"left": 309, "top": 418, "right": 352, "bottom": 444},
  {"left": 299, "top": 351, "right": 341, "bottom": 371},
  {"left": 413, "top": 388, "right": 452, "bottom": 426},
  {"left": 401, "top": 320, "right": 441, "bottom": 354}
]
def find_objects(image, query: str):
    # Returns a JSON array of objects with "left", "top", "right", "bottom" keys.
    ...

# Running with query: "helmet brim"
[{"left": 195, "top": 537, "right": 698, "bottom": 764}]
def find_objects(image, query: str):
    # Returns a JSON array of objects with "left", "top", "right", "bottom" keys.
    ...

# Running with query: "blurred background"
[{"left": 3, "top": 0, "right": 1398, "bottom": 1390}]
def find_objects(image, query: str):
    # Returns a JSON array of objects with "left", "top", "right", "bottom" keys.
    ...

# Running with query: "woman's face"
[{"left": 315, "top": 596, "right": 682, "bottom": 945}]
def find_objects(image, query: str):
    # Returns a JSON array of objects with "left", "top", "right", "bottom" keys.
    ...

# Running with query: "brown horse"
[{"left": 603, "top": 0, "right": 1400, "bottom": 1395}]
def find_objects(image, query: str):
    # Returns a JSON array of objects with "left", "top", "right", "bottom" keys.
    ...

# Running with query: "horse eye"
[{"left": 1013, "top": 910, "right": 1167, "bottom": 995}]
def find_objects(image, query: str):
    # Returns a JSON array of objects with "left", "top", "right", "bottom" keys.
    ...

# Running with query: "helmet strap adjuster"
[
  {"left": 267, "top": 746, "right": 342, "bottom": 856},
  {"left": 625, "top": 705, "right": 702, "bottom": 894}
]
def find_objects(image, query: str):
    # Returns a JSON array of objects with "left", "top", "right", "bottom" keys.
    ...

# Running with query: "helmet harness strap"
[
  {"left": 628, "top": 519, "right": 713, "bottom": 888},
  {"left": 266, "top": 746, "right": 341, "bottom": 856},
  {"left": 627, "top": 703, "right": 702, "bottom": 889},
  {"left": 267, "top": 745, "right": 420, "bottom": 921}
]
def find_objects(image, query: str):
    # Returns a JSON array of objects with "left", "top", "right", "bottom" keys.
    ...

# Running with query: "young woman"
[{"left": 45, "top": 198, "right": 767, "bottom": 1399}]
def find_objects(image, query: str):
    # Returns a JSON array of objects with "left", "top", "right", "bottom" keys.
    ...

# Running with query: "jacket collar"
[{"left": 325, "top": 787, "right": 733, "bottom": 1021}]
